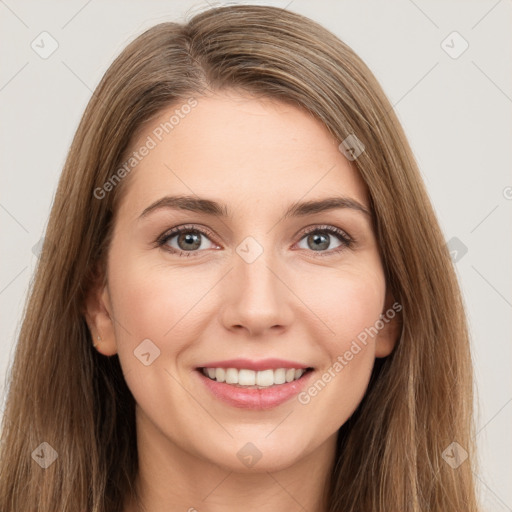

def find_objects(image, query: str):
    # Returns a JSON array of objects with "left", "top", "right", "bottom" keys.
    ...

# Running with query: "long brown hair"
[{"left": 0, "top": 5, "right": 479, "bottom": 511}]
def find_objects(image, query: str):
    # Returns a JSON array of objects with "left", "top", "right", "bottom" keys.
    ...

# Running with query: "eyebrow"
[{"left": 138, "top": 194, "right": 371, "bottom": 220}]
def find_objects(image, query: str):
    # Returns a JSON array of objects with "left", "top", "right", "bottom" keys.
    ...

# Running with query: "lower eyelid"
[{"left": 157, "top": 225, "right": 352, "bottom": 255}]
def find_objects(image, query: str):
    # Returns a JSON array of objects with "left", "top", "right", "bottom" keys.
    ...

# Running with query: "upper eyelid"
[
  {"left": 158, "top": 223, "right": 352, "bottom": 248},
  {"left": 300, "top": 224, "right": 351, "bottom": 237},
  {"left": 156, "top": 224, "right": 217, "bottom": 247}
]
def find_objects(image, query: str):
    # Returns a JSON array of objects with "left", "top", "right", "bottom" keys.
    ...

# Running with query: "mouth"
[{"left": 197, "top": 366, "right": 314, "bottom": 389}]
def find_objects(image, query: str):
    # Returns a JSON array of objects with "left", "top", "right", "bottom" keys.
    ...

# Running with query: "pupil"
[
  {"left": 178, "top": 232, "right": 201, "bottom": 251},
  {"left": 309, "top": 233, "right": 329, "bottom": 251}
]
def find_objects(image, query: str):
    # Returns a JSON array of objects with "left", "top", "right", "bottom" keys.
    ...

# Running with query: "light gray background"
[{"left": 1, "top": 1, "right": 511, "bottom": 510}]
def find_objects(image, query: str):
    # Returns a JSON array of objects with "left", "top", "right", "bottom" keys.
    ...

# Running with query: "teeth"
[
  {"left": 215, "top": 368, "right": 226, "bottom": 383},
  {"left": 202, "top": 367, "right": 308, "bottom": 387},
  {"left": 285, "top": 368, "right": 295, "bottom": 382},
  {"left": 256, "top": 369, "right": 273, "bottom": 387},
  {"left": 225, "top": 368, "right": 238, "bottom": 384},
  {"left": 274, "top": 368, "right": 286, "bottom": 385},
  {"left": 238, "top": 369, "right": 256, "bottom": 386}
]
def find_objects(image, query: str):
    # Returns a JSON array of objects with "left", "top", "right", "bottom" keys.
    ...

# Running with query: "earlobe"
[
  {"left": 83, "top": 279, "right": 118, "bottom": 357},
  {"left": 375, "top": 290, "right": 402, "bottom": 358}
]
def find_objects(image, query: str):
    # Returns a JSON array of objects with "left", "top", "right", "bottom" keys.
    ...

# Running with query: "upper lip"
[{"left": 197, "top": 358, "right": 313, "bottom": 371}]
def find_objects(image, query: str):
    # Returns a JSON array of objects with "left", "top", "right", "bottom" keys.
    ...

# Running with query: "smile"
[
  {"left": 200, "top": 367, "right": 312, "bottom": 389},
  {"left": 195, "top": 366, "right": 314, "bottom": 410}
]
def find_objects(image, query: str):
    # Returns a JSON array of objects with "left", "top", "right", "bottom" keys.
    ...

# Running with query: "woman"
[{"left": 0, "top": 5, "right": 479, "bottom": 511}]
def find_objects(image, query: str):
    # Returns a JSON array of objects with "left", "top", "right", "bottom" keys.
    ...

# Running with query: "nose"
[{"left": 220, "top": 248, "right": 294, "bottom": 338}]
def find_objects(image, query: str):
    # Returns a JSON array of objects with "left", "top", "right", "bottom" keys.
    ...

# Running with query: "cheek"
[
  {"left": 303, "top": 263, "right": 385, "bottom": 350},
  {"left": 294, "top": 268, "right": 384, "bottom": 428},
  {"left": 303, "top": 265, "right": 382, "bottom": 364},
  {"left": 107, "top": 247, "right": 212, "bottom": 365},
  {"left": 106, "top": 252, "right": 214, "bottom": 416}
]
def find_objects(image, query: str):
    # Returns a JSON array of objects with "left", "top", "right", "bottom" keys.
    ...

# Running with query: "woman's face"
[{"left": 87, "top": 89, "right": 398, "bottom": 474}]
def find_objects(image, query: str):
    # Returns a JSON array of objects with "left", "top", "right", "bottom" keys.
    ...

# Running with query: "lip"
[
  {"left": 195, "top": 367, "right": 314, "bottom": 410},
  {"left": 196, "top": 358, "right": 311, "bottom": 371}
]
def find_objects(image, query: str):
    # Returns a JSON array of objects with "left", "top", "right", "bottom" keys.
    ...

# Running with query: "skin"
[{"left": 85, "top": 89, "right": 399, "bottom": 512}]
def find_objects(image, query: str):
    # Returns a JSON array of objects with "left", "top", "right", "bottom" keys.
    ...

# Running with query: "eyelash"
[{"left": 154, "top": 223, "right": 354, "bottom": 258}]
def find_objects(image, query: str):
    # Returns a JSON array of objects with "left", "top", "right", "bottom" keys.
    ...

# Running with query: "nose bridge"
[
  {"left": 221, "top": 234, "right": 292, "bottom": 334},
  {"left": 234, "top": 235, "right": 282, "bottom": 304},
  {"left": 240, "top": 249, "right": 276, "bottom": 293}
]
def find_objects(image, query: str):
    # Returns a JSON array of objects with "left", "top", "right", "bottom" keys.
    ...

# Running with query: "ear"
[
  {"left": 82, "top": 270, "right": 118, "bottom": 357},
  {"left": 375, "top": 288, "right": 402, "bottom": 358}
]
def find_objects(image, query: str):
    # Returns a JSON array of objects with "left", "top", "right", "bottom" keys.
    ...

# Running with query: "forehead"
[{"left": 117, "top": 90, "right": 368, "bottom": 218}]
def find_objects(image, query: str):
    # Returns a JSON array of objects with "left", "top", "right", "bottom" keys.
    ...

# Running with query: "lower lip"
[{"left": 196, "top": 369, "right": 314, "bottom": 410}]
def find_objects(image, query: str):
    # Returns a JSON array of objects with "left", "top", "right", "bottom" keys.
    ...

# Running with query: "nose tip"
[{"left": 220, "top": 252, "right": 293, "bottom": 337}]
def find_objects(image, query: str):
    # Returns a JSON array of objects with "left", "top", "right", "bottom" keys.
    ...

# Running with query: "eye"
[
  {"left": 295, "top": 225, "right": 353, "bottom": 255},
  {"left": 155, "top": 223, "right": 353, "bottom": 258},
  {"left": 156, "top": 224, "right": 219, "bottom": 257}
]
